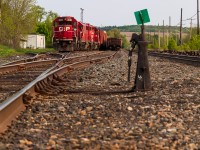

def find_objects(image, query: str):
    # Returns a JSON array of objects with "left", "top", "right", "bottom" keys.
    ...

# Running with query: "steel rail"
[
  {"left": 0, "top": 51, "right": 118, "bottom": 133},
  {"left": 0, "top": 53, "right": 64, "bottom": 67},
  {"left": 0, "top": 52, "right": 103, "bottom": 75},
  {"left": 0, "top": 53, "right": 42, "bottom": 67},
  {"left": 148, "top": 52, "right": 200, "bottom": 64},
  {"left": 0, "top": 59, "right": 58, "bottom": 75}
]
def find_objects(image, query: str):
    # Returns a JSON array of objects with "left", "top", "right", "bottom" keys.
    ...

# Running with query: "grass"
[{"left": 0, "top": 45, "right": 55, "bottom": 58}]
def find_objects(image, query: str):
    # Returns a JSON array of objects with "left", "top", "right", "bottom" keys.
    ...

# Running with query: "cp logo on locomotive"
[
  {"left": 59, "top": 27, "right": 63, "bottom": 31},
  {"left": 59, "top": 27, "right": 70, "bottom": 31}
]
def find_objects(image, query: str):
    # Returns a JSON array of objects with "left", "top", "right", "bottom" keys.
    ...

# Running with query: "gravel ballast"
[{"left": 0, "top": 50, "right": 200, "bottom": 149}]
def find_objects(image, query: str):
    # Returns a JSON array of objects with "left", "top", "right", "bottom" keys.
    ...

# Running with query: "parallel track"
[{"left": 148, "top": 52, "right": 200, "bottom": 66}]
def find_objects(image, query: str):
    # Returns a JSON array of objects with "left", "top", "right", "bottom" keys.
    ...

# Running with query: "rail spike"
[{"left": 23, "top": 92, "right": 33, "bottom": 105}]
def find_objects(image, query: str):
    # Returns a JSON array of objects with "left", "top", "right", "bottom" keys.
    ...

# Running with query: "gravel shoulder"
[{"left": 0, "top": 50, "right": 200, "bottom": 149}]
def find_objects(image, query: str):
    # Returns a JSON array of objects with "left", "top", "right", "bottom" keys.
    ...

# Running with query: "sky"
[{"left": 36, "top": 0, "right": 198, "bottom": 27}]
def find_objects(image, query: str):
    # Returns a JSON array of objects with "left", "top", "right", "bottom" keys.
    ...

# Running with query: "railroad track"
[
  {"left": 148, "top": 52, "right": 200, "bottom": 65},
  {"left": 0, "top": 50, "right": 118, "bottom": 133},
  {"left": 0, "top": 52, "right": 64, "bottom": 67}
]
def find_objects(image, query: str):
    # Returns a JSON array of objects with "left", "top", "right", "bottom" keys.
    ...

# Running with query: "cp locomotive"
[
  {"left": 52, "top": 16, "right": 107, "bottom": 51},
  {"left": 52, "top": 16, "right": 122, "bottom": 51}
]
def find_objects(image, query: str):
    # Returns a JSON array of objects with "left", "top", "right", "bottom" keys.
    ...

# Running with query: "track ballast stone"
[{"left": 0, "top": 50, "right": 200, "bottom": 149}]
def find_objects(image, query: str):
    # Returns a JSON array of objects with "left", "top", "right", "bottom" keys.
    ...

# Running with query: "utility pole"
[
  {"left": 179, "top": 8, "right": 183, "bottom": 45},
  {"left": 190, "top": 18, "right": 195, "bottom": 39},
  {"left": 163, "top": 20, "right": 165, "bottom": 47},
  {"left": 80, "top": 8, "right": 84, "bottom": 23},
  {"left": 166, "top": 30, "right": 169, "bottom": 46},
  {"left": 0, "top": 0, "right": 2, "bottom": 20},
  {"left": 158, "top": 24, "right": 160, "bottom": 49},
  {"left": 169, "top": 16, "right": 171, "bottom": 36},
  {"left": 197, "top": 0, "right": 199, "bottom": 35}
]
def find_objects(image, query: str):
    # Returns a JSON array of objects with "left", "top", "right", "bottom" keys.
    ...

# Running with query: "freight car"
[
  {"left": 107, "top": 38, "right": 122, "bottom": 50},
  {"left": 52, "top": 16, "right": 107, "bottom": 51}
]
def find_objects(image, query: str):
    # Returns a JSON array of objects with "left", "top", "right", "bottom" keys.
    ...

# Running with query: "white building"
[
  {"left": 20, "top": 38, "right": 27, "bottom": 49},
  {"left": 27, "top": 34, "right": 45, "bottom": 49}
]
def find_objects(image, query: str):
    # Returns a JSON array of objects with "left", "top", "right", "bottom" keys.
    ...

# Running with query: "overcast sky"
[{"left": 36, "top": 0, "right": 198, "bottom": 27}]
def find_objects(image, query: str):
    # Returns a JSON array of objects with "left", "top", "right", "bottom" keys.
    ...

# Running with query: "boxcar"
[{"left": 107, "top": 38, "right": 122, "bottom": 50}]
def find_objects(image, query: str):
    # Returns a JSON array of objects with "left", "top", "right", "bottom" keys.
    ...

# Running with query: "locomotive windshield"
[{"left": 59, "top": 21, "right": 72, "bottom": 25}]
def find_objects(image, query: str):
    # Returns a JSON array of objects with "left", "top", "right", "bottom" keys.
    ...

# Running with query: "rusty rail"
[
  {"left": 148, "top": 52, "right": 200, "bottom": 65},
  {"left": 0, "top": 53, "right": 64, "bottom": 67},
  {"left": 0, "top": 51, "right": 118, "bottom": 133},
  {"left": 0, "top": 59, "right": 58, "bottom": 75}
]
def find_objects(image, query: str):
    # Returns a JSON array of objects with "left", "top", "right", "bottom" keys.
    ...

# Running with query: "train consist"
[{"left": 52, "top": 16, "right": 122, "bottom": 51}]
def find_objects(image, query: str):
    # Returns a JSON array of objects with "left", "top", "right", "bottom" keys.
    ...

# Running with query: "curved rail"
[
  {"left": 0, "top": 53, "right": 64, "bottom": 67},
  {"left": 0, "top": 59, "right": 58, "bottom": 75},
  {"left": 0, "top": 51, "right": 118, "bottom": 133}
]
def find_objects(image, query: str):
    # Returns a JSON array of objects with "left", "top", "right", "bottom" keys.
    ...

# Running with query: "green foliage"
[
  {"left": 176, "top": 35, "right": 200, "bottom": 51},
  {"left": 0, "top": 44, "right": 54, "bottom": 57},
  {"left": 0, "top": 0, "right": 38, "bottom": 48},
  {"left": 121, "top": 34, "right": 130, "bottom": 49},
  {"left": 36, "top": 23, "right": 49, "bottom": 36},
  {"left": 0, "top": 45, "right": 16, "bottom": 57},
  {"left": 107, "top": 28, "right": 130, "bottom": 49},
  {"left": 168, "top": 38, "right": 177, "bottom": 50},
  {"left": 0, "top": 1, "right": 57, "bottom": 48},
  {"left": 188, "top": 35, "right": 200, "bottom": 50},
  {"left": 32, "top": 5, "right": 47, "bottom": 23},
  {"left": 36, "top": 11, "right": 58, "bottom": 48},
  {"left": 101, "top": 25, "right": 189, "bottom": 33},
  {"left": 107, "top": 28, "right": 121, "bottom": 38}
]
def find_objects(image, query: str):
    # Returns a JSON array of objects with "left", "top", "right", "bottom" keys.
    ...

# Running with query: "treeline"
[
  {"left": 101, "top": 25, "right": 190, "bottom": 33},
  {"left": 0, "top": 0, "right": 57, "bottom": 48},
  {"left": 103, "top": 25, "right": 200, "bottom": 51}
]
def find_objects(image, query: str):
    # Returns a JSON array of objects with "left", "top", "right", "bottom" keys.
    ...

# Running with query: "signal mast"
[{"left": 80, "top": 8, "right": 84, "bottom": 23}]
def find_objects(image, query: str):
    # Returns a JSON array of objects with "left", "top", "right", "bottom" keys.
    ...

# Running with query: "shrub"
[{"left": 168, "top": 38, "right": 177, "bottom": 50}]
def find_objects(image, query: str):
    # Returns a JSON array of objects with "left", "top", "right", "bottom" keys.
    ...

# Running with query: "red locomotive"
[
  {"left": 52, "top": 16, "right": 107, "bottom": 51},
  {"left": 52, "top": 16, "right": 122, "bottom": 51}
]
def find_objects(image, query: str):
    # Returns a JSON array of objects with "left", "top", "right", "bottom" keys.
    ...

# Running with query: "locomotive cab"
[{"left": 53, "top": 16, "right": 78, "bottom": 51}]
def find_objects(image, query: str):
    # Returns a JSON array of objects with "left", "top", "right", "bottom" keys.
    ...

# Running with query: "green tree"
[
  {"left": 0, "top": 0, "right": 37, "bottom": 48},
  {"left": 121, "top": 34, "right": 129, "bottom": 49},
  {"left": 168, "top": 38, "right": 177, "bottom": 50},
  {"left": 36, "top": 11, "right": 58, "bottom": 47},
  {"left": 32, "top": 5, "right": 46, "bottom": 23},
  {"left": 107, "top": 28, "right": 121, "bottom": 38},
  {"left": 188, "top": 35, "right": 200, "bottom": 50},
  {"left": 107, "top": 28, "right": 129, "bottom": 49}
]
